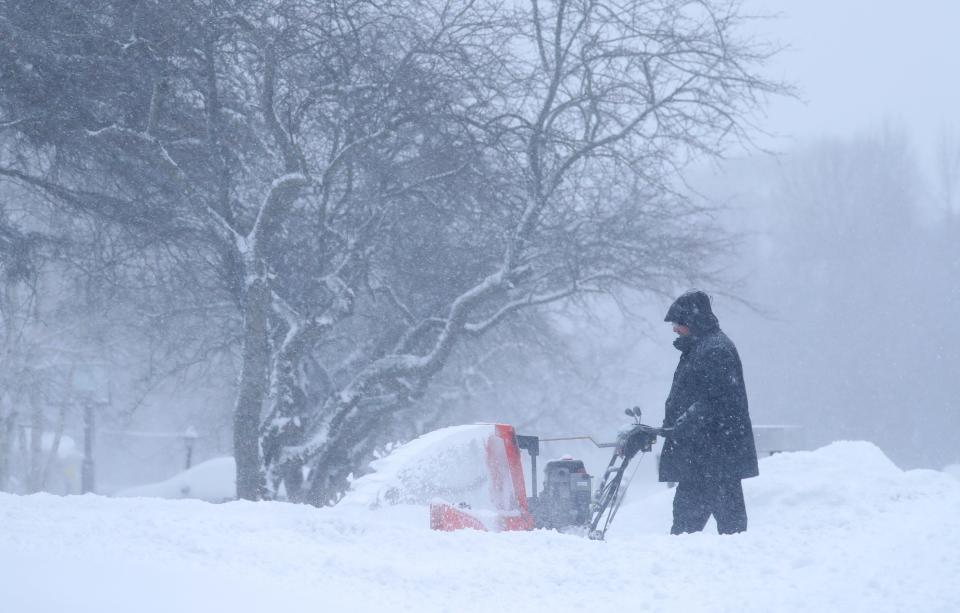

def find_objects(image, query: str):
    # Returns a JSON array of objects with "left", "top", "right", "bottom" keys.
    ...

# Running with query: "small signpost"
[{"left": 82, "top": 403, "right": 95, "bottom": 494}]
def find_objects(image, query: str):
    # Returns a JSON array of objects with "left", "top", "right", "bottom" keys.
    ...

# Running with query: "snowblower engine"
[
  {"left": 530, "top": 456, "right": 593, "bottom": 529},
  {"left": 517, "top": 435, "right": 591, "bottom": 530}
]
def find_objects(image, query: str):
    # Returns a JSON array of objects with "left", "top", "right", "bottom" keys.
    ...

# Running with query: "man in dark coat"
[{"left": 659, "top": 290, "right": 758, "bottom": 535}]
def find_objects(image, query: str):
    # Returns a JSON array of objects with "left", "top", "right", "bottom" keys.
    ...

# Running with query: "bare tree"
[
  {"left": 283, "top": 0, "right": 784, "bottom": 504},
  {"left": 2, "top": 0, "right": 505, "bottom": 499}
]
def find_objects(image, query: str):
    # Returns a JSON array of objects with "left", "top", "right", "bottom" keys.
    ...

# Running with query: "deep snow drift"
[
  {"left": 114, "top": 457, "right": 236, "bottom": 502},
  {"left": 1, "top": 441, "right": 958, "bottom": 613}
]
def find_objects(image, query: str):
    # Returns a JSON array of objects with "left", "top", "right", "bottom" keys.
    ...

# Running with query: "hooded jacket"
[{"left": 659, "top": 291, "right": 759, "bottom": 482}]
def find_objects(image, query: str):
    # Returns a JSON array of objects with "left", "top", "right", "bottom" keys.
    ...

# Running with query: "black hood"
[{"left": 664, "top": 290, "right": 720, "bottom": 335}]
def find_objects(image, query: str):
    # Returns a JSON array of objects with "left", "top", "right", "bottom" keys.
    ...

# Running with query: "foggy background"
[{"left": 1, "top": 0, "right": 958, "bottom": 496}]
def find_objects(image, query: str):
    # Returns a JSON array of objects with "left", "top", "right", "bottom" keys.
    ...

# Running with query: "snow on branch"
[
  {"left": 463, "top": 285, "right": 578, "bottom": 336},
  {"left": 248, "top": 172, "right": 311, "bottom": 250}
]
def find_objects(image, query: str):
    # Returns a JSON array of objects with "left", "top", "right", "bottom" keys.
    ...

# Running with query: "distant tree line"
[{"left": 723, "top": 125, "right": 960, "bottom": 469}]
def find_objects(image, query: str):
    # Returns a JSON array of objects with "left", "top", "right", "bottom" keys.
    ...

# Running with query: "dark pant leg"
[
  {"left": 712, "top": 477, "right": 747, "bottom": 535},
  {"left": 670, "top": 480, "right": 713, "bottom": 534}
]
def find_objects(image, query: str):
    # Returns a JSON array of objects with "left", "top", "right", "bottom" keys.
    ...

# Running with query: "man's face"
[{"left": 672, "top": 322, "right": 690, "bottom": 336}]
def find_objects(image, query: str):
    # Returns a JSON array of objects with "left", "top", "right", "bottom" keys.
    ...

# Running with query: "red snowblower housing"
[{"left": 429, "top": 424, "right": 535, "bottom": 532}]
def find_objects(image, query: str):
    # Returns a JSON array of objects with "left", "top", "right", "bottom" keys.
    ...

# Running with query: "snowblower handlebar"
[
  {"left": 587, "top": 408, "right": 664, "bottom": 540},
  {"left": 617, "top": 406, "right": 668, "bottom": 457},
  {"left": 615, "top": 423, "right": 660, "bottom": 459}
]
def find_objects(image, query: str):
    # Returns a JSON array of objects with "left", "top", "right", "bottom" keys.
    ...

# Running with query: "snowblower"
[{"left": 427, "top": 409, "right": 664, "bottom": 539}]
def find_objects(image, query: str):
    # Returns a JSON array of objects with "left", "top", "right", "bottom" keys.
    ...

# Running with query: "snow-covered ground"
[{"left": 1, "top": 441, "right": 958, "bottom": 613}]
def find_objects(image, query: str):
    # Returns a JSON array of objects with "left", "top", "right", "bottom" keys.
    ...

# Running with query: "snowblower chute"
[{"left": 429, "top": 424, "right": 535, "bottom": 532}]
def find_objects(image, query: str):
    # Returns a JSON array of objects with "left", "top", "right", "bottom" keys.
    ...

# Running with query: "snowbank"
[
  {"left": 113, "top": 457, "right": 235, "bottom": 502},
  {"left": 1, "top": 441, "right": 958, "bottom": 613}
]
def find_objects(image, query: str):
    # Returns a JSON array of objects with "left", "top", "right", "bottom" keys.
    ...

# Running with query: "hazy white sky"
[{"left": 744, "top": 0, "right": 960, "bottom": 151}]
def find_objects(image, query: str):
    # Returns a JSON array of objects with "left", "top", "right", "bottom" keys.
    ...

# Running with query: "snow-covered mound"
[
  {"left": 1, "top": 441, "right": 958, "bottom": 613},
  {"left": 345, "top": 424, "right": 495, "bottom": 508},
  {"left": 618, "top": 440, "right": 958, "bottom": 533},
  {"left": 944, "top": 463, "right": 960, "bottom": 482},
  {"left": 113, "top": 457, "right": 235, "bottom": 502}
]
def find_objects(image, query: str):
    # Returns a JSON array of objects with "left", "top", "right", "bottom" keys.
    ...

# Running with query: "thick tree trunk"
[
  {"left": 261, "top": 345, "right": 308, "bottom": 501},
  {"left": 304, "top": 450, "right": 354, "bottom": 507},
  {"left": 234, "top": 274, "right": 271, "bottom": 501}
]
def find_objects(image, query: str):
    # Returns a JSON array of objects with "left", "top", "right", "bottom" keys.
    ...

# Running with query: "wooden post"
[{"left": 184, "top": 427, "right": 198, "bottom": 470}]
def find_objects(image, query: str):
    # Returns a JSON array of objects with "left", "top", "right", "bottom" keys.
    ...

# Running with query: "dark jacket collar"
[{"left": 673, "top": 327, "right": 720, "bottom": 353}]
